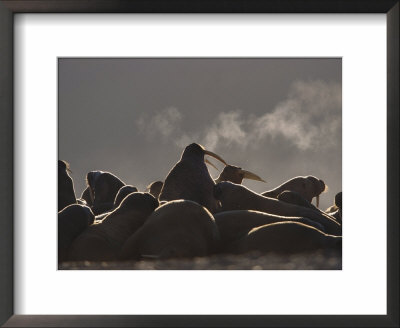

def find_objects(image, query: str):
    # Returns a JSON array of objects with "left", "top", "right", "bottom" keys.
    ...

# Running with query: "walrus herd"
[{"left": 58, "top": 143, "right": 342, "bottom": 267}]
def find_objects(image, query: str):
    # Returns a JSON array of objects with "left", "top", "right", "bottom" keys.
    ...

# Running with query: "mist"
[{"left": 139, "top": 80, "right": 341, "bottom": 152}]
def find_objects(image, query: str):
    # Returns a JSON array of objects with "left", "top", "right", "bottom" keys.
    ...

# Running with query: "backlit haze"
[{"left": 59, "top": 58, "right": 341, "bottom": 210}]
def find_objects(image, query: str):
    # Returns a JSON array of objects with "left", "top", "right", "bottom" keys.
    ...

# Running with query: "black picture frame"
[{"left": 0, "top": 1, "right": 398, "bottom": 327}]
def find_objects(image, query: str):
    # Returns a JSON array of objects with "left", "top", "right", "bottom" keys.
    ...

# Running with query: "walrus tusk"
[
  {"left": 240, "top": 169, "right": 267, "bottom": 183},
  {"left": 205, "top": 158, "right": 219, "bottom": 171},
  {"left": 316, "top": 195, "right": 319, "bottom": 208},
  {"left": 203, "top": 149, "right": 227, "bottom": 166}
]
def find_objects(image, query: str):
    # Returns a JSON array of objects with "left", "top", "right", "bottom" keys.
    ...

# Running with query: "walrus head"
[
  {"left": 181, "top": 143, "right": 227, "bottom": 166},
  {"left": 277, "top": 190, "right": 315, "bottom": 209},
  {"left": 113, "top": 185, "right": 138, "bottom": 208},
  {"left": 59, "top": 203, "right": 95, "bottom": 227},
  {"left": 213, "top": 181, "right": 247, "bottom": 210},
  {"left": 102, "top": 192, "right": 160, "bottom": 239},
  {"left": 215, "top": 164, "right": 266, "bottom": 184},
  {"left": 115, "top": 191, "right": 159, "bottom": 215},
  {"left": 306, "top": 176, "right": 328, "bottom": 208},
  {"left": 86, "top": 171, "right": 125, "bottom": 208},
  {"left": 146, "top": 181, "right": 164, "bottom": 199}
]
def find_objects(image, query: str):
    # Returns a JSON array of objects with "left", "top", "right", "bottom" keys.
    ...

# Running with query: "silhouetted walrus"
[
  {"left": 214, "top": 182, "right": 341, "bottom": 236},
  {"left": 276, "top": 190, "right": 343, "bottom": 227},
  {"left": 277, "top": 190, "right": 316, "bottom": 210},
  {"left": 58, "top": 204, "right": 94, "bottom": 263},
  {"left": 335, "top": 191, "right": 342, "bottom": 210},
  {"left": 214, "top": 210, "right": 326, "bottom": 250},
  {"left": 120, "top": 200, "right": 220, "bottom": 260},
  {"left": 113, "top": 185, "right": 138, "bottom": 208},
  {"left": 215, "top": 164, "right": 266, "bottom": 184},
  {"left": 159, "top": 143, "right": 227, "bottom": 213},
  {"left": 326, "top": 192, "right": 342, "bottom": 223},
  {"left": 58, "top": 160, "right": 77, "bottom": 212},
  {"left": 92, "top": 185, "right": 139, "bottom": 222},
  {"left": 146, "top": 181, "right": 164, "bottom": 199},
  {"left": 81, "top": 187, "right": 92, "bottom": 207},
  {"left": 262, "top": 176, "right": 327, "bottom": 208},
  {"left": 145, "top": 160, "right": 218, "bottom": 200},
  {"left": 68, "top": 192, "right": 158, "bottom": 261},
  {"left": 86, "top": 170, "right": 125, "bottom": 215},
  {"left": 232, "top": 221, "right": 342, "bottom": 254}
]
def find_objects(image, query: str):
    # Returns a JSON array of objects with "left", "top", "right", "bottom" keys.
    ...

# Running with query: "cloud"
[
  {"left": 202, "top": 111, "right": 248, "bottom": 149},
  {"left": 252, "top": 80, "right": 342, "bottom": 150},
  {"left": 137, "top": 106, "right": 182, "bottom": 140},
  {"left": 136, "top": 80, "right": 341, "bottom": 151}
]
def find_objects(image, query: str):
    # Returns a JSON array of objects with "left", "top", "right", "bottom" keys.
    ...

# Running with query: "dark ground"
[{"left": 59, "top": 249, "right": 341, "bottom": 270}]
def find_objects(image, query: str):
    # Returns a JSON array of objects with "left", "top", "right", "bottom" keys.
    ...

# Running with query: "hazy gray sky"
[{"left": 59, "top": 58, "right": 341, "bottom": 210}]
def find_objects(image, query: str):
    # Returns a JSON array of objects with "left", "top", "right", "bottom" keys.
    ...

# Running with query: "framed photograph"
[
  {"left": 57, "top": 56, "right": 343, "bottom": 270},
  {"left": 0, "top": 1, "right": 398, "bottom": 327}
]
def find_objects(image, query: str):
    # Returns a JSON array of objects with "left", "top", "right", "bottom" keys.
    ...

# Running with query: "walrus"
[
  {"left": 68, "top": 192, "right": 159, "bottom": 262},
  {"left": 146, "top": 181, "right": 164, "bottom": 199},
  {"left": 232, "top": 221, "right": 342, "bottom": 255},
  {"left": 214, "top": 210, "right": 326, "bottom": 250},
  {"left": 277, "top": 190, "right": 317, "bottom": 210},
  {"left": 113, "top": 185, "right": 138, "bottom": 208},
  {"left": 58, "top": 204, "right": 94, "bottom": 263},
  {"left": 326, "top": 192, "right": 342, "bottom": 223},
  {"left": 276, "top": 190, "right": 343, "bottom": 227},
  {"left": 145, "top": 160, "right": 218, "bottom": 200},
  {"left": 262, "top": 175, "right": 327, "bottom": 208},
  {"left": 335, "top": 191, "right": 342, "bottom": 210},
  {"left": 58, "top": 160, "right": 77, "bottom": 211},
  {"left": 81, "top": 187, "right": 92, "bottom": 207},
  {"left": 214, "top": 181, "right": 341, "bottom": 236},
  {"left": 120, "top": 200, "right": 220, "bottom": 260},
  {"left": 159, "top": 143, "right": 227, "bottom": 213},
  {"left": 86, "top": 170, "right": 125, "bottom": 215},
  {"left": 92, "top": 185, "right": 140, "bottom": 222},
  {"left": 215, "top": 164, "right": 266, "bottom": 184}
]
